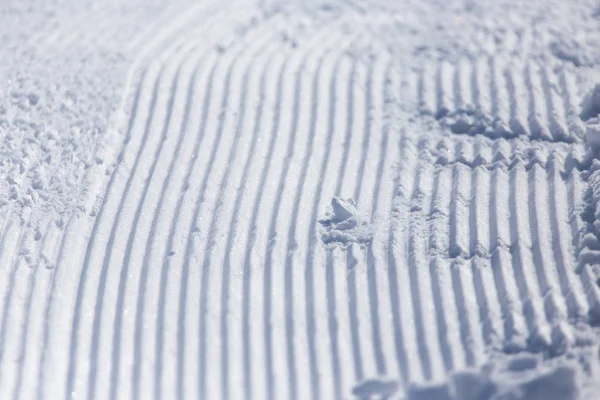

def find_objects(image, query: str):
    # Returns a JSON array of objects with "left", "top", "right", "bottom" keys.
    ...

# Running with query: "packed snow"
[{"left": 1, "top": 0, "right": 600, "bottom": 399}]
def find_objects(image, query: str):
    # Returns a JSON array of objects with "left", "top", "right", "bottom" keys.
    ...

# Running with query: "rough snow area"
[{"left": 1, "top": 0, "right": 600, "bottom": 399}]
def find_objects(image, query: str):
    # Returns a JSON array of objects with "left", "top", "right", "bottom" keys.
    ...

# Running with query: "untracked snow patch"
[{"left": 319, "top": 197, "right": 372, "bottom": 246}]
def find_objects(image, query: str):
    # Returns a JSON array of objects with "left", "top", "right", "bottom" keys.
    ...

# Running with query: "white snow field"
[{"left": 1, "top": 0, "right": 600, "bottom": 399}]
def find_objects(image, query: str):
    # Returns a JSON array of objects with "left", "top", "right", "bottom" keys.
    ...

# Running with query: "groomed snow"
[{"left": 1, "top": 0, "right": 600, "bottom": 399}]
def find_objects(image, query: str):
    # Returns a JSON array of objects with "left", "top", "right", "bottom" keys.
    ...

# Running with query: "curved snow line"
[
  {"left": 8, "top": 217, "right": 54, "bottom": 400},
  {"left": 86, "top": 10, "right": 264, "bottom": 400},
  {"left": 216, "top": 41, "right": 284, "bottom": 400},
  {"left": 28, "top": 3, "right": 241, "bottom": 395},
  {"left": 116, "top": 19, "right": 272, "bottom": 400},
  {"left": 241, "top": 29, "right": 350, "bottom": 400},
  {"left": 0, "top": 214, "right": 32, "bottom": 376},
  {"left": 317, "top": 55, "right": 360, "bottom": 397},
  {"left": 58, "top": 8, "right": 249, "bottom": 399},
  {"left": 174, "top": 30, "right": 279, "bottom": 400},
  {"left": 183, "top": 25, "right": 346, "bottom": 400},
  {"left": 148, "top": 26, "right": 273, "bottom": 400},
  {"left": 313, "top": 54, "right": 351, "bottom": 400},
  {"left": 21, "top": 221, "right": 63, "bottom": 400},
  {"left": 106, "top": 13, "right": 258, "bottom": 400}
]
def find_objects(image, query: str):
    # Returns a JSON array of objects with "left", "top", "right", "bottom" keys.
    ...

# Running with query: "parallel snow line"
[
  {"left": 381, "top": 133, "right": 590, "bottom": 377},
  {"left": 489, "top": 57, "right": 512, "bottom": 134},
  {"left": 34, "top": 11, "right": 212, "bottom": 400},
  {"left": 22, "top": 3, "right": 245, "bottom": 398},
  {"left": 420, "top": 56, "right": 584, "bottom": 142},
  {"left": 105, "top": 11, "right": 257, "bottom": 400},
  {"left": 469, "top": 167, "right": 504, "bottom": 348},
  {"left": 61, "top": 9, "right": 241, "bottom": 399},
  {"left": 278, "top": 40, "right": 338, "bottom": 400},
  {"left": 267, "top": 35, "right": 356, "bottom": 400},
  {"left": 128, "top": 18, "right": 257, "bottom": 400},
  {"left": 0, "top": 212, "right": 34, "bottom": 390},
  {"left": 113, "top": 12, "right": 354, "bottom": 400},
  {"left": 122, "top": 19, "right": 281, "bottom": 400},
  {"left": 152, "top": 25, "right": 278, "bottom": 400},
  {"left": 434, "top": 145, "right": 584, "bottom": 351},
  {"left": 184, "top": 32, "right": 280, "bottom": 400},
  {"left": 414, "top": 160, "right": 452, "bottom": 377},
  {"left": 114, "top": 40, "right": 210, "bottom": 400},
  {"left": 104, "top": 12, "right": 266, "bottom": 400},
  {"left": 316, "top": 48, "right": 367, "bottom": 393},
  {"left": 20, "top": 222, "right": 63, "bottom": 400},
  {"left": 330, "top": 53, "right": 385, "bottom": 388},
  {"left": 368, "top": 61, "right": 403, "bottom": 384},
  {"left": 257, "top": 30, "right": 353, "bottom": 400},
  {"left": 92, "top": 35, "right": 199, "bottom": 400},
  {"left": 73, "top": 51, "right": 173, "bottom": 400},
  {"left": 528, "top": 166, "right": 569, "bottom": 323},
  {"left": 557, "top": 67, "right": 585, "bottom": 137},
  {"left": 509, "top": 165, "right": 553, "bottom": 349},
  {"left": 548, "top": 155, "right": 589, "bottom": 317},
  {"left": 448, "top": 164, "right": 481, "bottom": 365},
  {"left": 322, "top": 54, "right": 363, "bottom": 395},
  {"left": 0, "top": 213, "right": 20, "bottom": 383},
  {"left": 80, "top": 34, "right": 205, "bottom": 400},
  {"left": 524, "top": 62, "right": 552, "bottom": 141},
  {"left": 348, "top": 53, "right": 396, "bottom": 383},
  {"left": 489, "top": 167, "right": 529, "bottom": 352},
  {"left": 135, "top": 51, "right": 218, "bottom": 400},
  {"left": 336, "top": 58, "right": 374, "bottom": 383},
  {"left": 224, "top": 38, "right": 287, "bottom": 400},
  {"left": 217, "top": 43, "right": 284, "bottom": 400},
  {"left": 388, "top": 130, "right": 424, "bottom": 383},
  {"left": 306, "top": 39, "right": 390, "bottom": 392},
  {"left": 234, "top": 51, "right": 288, "bottom": 400},
  {"left": 9, "top": 218, "right": 55, "bottom": 400},
  {"left": 188, "top": 25, "right": 352, "bottom": 400},
  {"left": 234, "top": 51, "right": 287, "bottom": 400},
  {"left": 314, "top": 55, "right": 355, "bottom": 399},
  {"left": 429, "top": 168, "right": 465, "bottom": 371},
  {"left": 362, "top": 57, "right": 393, "bottom": 379},
  {"left": 272, "top": 45, "right": 325, "bottom": 400},
  {"left": 321, "top": 40, "right": 390, "bottom": 396}
]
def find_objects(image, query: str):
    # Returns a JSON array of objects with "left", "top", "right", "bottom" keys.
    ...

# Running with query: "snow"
[
  {"left": 319, "top": 197, "right": 373, "bottom": 245},
  {"left": 1, "top": 0, "right": 600, "bottom": 399}
]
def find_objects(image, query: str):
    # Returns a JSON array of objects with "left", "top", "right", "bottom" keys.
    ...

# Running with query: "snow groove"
[
  {"left": 2, "top": 3, "right": 600, "bottom": 400},
  {"left": 419, "top": 57, "right": 586, "bottom": 143},
  {"left": 389, "top": 134, "right": 590, "bottom": 357}
]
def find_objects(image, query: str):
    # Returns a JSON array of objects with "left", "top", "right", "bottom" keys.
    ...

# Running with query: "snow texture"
[
  {"left": 1, "top": 0, "right": 600, "bottom": 399},
  {"left": 319, "top": 197, "right": 373, "bottom": 246}
]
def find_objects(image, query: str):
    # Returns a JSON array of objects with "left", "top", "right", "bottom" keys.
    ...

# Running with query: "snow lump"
[{"left": 319, "top": 197, "right": 372, "bottom": 246}]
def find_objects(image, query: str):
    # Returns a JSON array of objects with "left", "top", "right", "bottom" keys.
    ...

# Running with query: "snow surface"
[{"left": 1, "top": 0, "right": 600, "bottom": 399}]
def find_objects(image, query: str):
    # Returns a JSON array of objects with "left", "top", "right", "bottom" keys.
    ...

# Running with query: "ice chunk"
[{"left": 330, "top": 196, "right": 356, "bottom": 223}]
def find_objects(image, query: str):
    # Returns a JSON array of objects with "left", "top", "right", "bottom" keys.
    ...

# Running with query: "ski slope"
[{"left": 1, "top": 0, "right": 600, "bottom": 399}]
